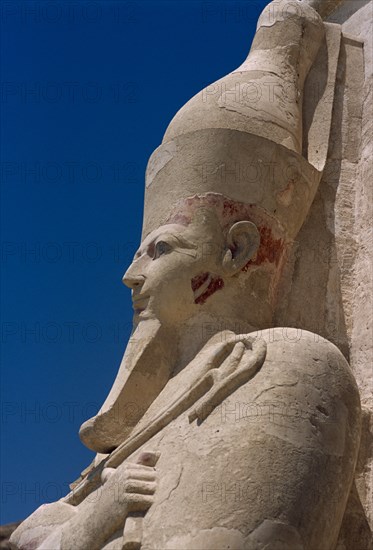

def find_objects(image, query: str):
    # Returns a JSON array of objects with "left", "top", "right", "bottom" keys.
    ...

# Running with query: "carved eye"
[{"left": 153, "top": 240, "right": 172, "bottom": 259}]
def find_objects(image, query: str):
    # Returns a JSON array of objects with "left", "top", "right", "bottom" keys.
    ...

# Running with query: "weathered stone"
[{"left": 10, "top": 0, "right": 372, "bottom": 548}]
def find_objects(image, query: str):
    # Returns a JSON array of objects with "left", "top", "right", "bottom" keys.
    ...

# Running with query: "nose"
[{"left": 122, "top": 264, "right": 145, "bottom": 289}]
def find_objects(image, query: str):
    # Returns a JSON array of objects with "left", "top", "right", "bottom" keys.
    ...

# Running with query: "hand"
[
  {"left": 38, "top": 452, "right": 159, "bottom": 550},
  {"left": 101, "top": 451, "right": 158, "bottom": 514}
]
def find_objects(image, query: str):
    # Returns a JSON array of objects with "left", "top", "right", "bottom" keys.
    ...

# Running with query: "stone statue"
[{"left": 11, "top": 0, "right": 372, "bottom": 548}]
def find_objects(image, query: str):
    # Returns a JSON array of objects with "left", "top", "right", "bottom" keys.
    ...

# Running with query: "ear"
[{"left": 222, "top": 221, "right": 260, "bottom": 276}]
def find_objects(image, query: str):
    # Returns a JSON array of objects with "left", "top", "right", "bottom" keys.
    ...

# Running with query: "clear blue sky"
[{"left": 1, "top": 0, "right": 268, "bottom": 524}]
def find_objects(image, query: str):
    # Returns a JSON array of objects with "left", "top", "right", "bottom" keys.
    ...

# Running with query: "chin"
[{"left": 133, "top": 309, "right": 155, "bottom": 323}]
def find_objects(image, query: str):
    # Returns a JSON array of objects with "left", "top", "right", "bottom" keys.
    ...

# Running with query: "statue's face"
[{"left": 122, "top": 221, "right": 225, "bottom": 327}]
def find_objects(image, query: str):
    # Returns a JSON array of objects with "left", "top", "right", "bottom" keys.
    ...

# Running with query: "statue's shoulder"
[
  {"left": 201, "top": 326, "right": 361, "bottom": 454},
  {"left": 252, "top": 326, "right": 346, "bottom": 363},
  {"left": 188, "top": 327, "right": 360, "bottom": 430},
  {"left": 240, "top": 326, "right": 359, "bottom": 402}
]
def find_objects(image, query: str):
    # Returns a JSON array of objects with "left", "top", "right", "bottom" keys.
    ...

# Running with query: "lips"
[{"left": 132, "top": 295, "right": 149, "bottom": 313}]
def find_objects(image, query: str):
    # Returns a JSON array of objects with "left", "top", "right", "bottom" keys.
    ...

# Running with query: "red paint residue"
[
  {"left": 192, "top": 272, "right": 225, "bottom": 305},
  {"left": 222, "top": 198, "right": 241, "bottom": 217},
  {"left": 191, "top": 272, "right": 209, "bottom": 292},
  {"left": 168, "top": 193, "right": 286, "bottom": 270},
  {"left": 243, "top": 226, "right": 284, "bottom": 270}
]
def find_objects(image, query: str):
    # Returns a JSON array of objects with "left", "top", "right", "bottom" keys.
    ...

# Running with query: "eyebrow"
[{"left": 171, "top": 233, "right": 197, "bottom": 249}]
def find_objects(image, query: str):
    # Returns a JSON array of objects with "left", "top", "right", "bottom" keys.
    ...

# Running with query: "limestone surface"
[{"left": 10, "top": 0, "right": 372, "bottom": 548}]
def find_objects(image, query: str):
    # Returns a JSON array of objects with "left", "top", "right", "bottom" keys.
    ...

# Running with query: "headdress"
[{"left": 142, "top": 0, "right": 342, "bottom": 242}]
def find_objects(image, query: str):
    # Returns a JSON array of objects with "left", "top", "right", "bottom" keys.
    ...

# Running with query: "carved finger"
[
  {"left": 122, "top": 468, "right": 157, "bottom": 482},
  {"left": 124, "top": 480, "right": 157, "bottom": 495},
  {"left": 123, "top": 463, "right": 156, "bottom": 472},
  {"left": 126, "top": 493, "right": 155, "bottom": 514},
  {"left": 102, "top": 461, "right": 157, "bottom": 488}
]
